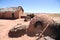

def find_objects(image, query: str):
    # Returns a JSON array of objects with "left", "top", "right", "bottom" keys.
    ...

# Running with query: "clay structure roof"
[{"left": 0, "top": 6, "right": 24, "bottom": 12}]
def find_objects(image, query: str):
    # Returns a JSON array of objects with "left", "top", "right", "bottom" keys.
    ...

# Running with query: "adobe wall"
[
  {"left": 0, "top": 12, "right": 3, "bottom": 18},
  {"left": 14, "top": 11, "right": 19, "bottom": 19},
  {"left": 3, "top": 11, "right": 12, "bottom": 19},
  {"left": 0, "top": 6, "right": 24, "bottom": 19}
]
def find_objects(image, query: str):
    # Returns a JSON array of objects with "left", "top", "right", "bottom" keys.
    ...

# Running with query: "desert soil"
[
  {"left": 0, "top": 16, "right": 60, "bottom": 40},
  {"left": 0, "top": 19, "right": 37, "bottom": 40}
]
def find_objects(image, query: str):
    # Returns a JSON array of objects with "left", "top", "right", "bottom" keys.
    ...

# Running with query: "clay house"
[{"left": 0, "top": 6, "right": 24, "bottom": 19}]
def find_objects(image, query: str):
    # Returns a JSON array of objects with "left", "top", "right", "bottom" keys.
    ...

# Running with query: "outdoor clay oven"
[{"left": 27, "top": 14, "right": 54, "bottom": 36}]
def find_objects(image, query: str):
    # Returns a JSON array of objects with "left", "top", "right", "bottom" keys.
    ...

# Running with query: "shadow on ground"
[{"left": 8, "top": 29, "right": 36, "bottom": 38}]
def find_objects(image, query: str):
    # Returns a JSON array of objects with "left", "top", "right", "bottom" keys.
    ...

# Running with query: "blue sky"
[{"left": 0, "top": 0, "right": 60, "bottom": 13}]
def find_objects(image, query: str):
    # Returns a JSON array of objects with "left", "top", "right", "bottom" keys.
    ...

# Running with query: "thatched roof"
[{"left": 0, "top": 6, "right": 24, "bottom": 12}]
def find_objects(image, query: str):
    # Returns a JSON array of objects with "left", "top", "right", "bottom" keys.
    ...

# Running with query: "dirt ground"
[
  {"left": 0, "top": 15, "right": 60, "bottom": 40},
  {"left": 0, "top": 19, "right": 37, "bottom": 40}
]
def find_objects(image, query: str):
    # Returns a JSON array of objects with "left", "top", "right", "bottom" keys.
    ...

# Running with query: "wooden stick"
[{"left": 36, "top": 22, "right": 51, "bottom": 40}]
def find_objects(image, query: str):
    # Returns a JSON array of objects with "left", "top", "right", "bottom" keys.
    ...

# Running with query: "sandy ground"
[
  {"left": 0, "top": 16, "right": 60, "bottom": 40},
  {"left": 0, "top": 19, "right": 38, "bottom": 40}
]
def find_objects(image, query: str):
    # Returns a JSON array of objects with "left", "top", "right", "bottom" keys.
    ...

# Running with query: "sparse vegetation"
[
  {"left": 24, "top": 14, "right": 35, "bottom": 22},
  {"left": 27, "top": 14, "right": 35, "bottom": 18}
]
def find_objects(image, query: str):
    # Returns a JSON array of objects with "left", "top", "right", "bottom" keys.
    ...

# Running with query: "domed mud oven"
[{"left": 27, "top": 14, "right": 54, "bottom": 36}]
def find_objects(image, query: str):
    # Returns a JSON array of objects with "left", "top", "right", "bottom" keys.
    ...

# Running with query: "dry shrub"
[{"left": 27, "top": 14, "right": 35, "bottom": 18}]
